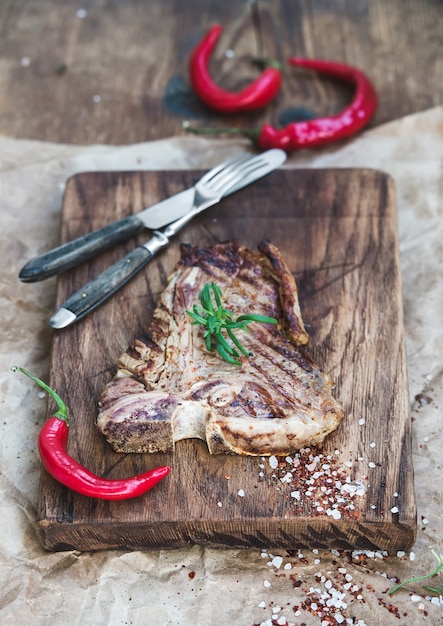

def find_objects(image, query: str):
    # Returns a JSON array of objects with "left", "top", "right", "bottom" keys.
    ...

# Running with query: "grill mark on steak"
[{"left": 97, "top": 241, "right": 344, "bottom": 456}]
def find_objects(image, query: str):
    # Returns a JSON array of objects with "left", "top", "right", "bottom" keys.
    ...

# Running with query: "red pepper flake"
[
  {"left": 377, "top": 596, "right": 401, "bottom": 618},
  {"left": 260, "top": 447, "right": 366, "bottom": 520}
]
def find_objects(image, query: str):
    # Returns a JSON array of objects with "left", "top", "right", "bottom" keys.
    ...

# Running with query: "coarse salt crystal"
[
  {"left": 422, "top": 517, "right": 429, "bottom": 524},
  {"left": 272, "top": 605, "right": 281, "bottom": 613},
  {"left": 237, "top": 489, "right": 245, "bottom": 497},
  {"left": 263, "top": 579, "right": 271, "bottom": 587},
  {"left": 76, "top": 9, "right": 87, "bottom": 18},
  {"left": 358, "top": 418, "right": 365, "bottom": 425},
  {"left": 258, "top": 601, "right": 266, "bottom": 608},
  {"left": 368, "top": 462, "right": 376, "bottom": 468},
  {"left": 410, "top": 552, "right": 416, "bottom": 561},
  {"left": 391, "top": 506, "right": 399, "bottom": 513},
  {"left": 272, "top": 556, "right": 283, "bottom": 569},
  {"left": 269, "top": 456, "right": 278, "bottom": 469},
  {"left": 291, "top": 490, "right": 301, "bottom": 500},
  {"left": 284, "top": 563, "right": 292, "bottom": 570},
  {"left": 410, "top": 594, "right": 421, "bottom": 602},
  {"left": 280, "top": 471, "right": 293, "bottom": 483},
  {"left": 217, "top": 501, "right": 222, "bottom": 507},
  {"left": 370, "top": 442, "right": 376, "bottom": 448},
  {"left": 21, "top": 56, "right": 31, "bottom": 67},
  {"left": 396, "top": 551, "right": 405, "bottom": 558}
]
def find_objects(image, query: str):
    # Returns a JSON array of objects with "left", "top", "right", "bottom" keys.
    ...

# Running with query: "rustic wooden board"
[{"left": 39, "top": 168, "right": 416, "bottom": 552}]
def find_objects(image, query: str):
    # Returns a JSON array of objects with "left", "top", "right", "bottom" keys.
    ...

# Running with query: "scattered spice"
[{"left": 259, "top": 447, "right": 366, "bottom": 520}]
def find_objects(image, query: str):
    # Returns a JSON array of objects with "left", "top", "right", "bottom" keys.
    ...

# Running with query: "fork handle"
[
  {"left": 19, "top": 214, "right": 146, "bottom": 283},
  {"left": 50, "top": 245, "right": 155, "bottom": 328}
]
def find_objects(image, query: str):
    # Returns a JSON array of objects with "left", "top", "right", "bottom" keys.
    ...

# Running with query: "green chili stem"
[{"left": 12, "top": 366, "right": 70, "bottom": 424}]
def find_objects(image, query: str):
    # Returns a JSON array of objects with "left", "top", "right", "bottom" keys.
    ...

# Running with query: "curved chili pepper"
[
  {"left": 184, "top": 58, "right": 377, "bottom": 153},
  {"left": 13, "top": 367, "right": 170, "bottom": 500},
  {"left": 189, "top": 24, "right": 282, "bottom": 114},
  {"left": 256, "top": 58, "right": 377, "bottom": 151}
]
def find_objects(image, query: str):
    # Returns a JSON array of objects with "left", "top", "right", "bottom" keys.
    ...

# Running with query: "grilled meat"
[{"left": 97, "top": 240, "right": 344, "bottom": 456}]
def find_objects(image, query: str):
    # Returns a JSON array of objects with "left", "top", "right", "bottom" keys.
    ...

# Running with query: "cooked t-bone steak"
[{"left": 97, "top": 240, "right": 344, "bottom": 456}]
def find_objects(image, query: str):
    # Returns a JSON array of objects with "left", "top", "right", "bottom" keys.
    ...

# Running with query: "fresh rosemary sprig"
[
  {"left": 388, "top": 547, "right": 443, "bottom": 596},
  {"left": 186, "top": 281, "right": 278, "bottom": 365}
]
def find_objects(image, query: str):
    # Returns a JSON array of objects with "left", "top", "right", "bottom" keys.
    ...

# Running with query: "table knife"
[
  {"left": 50, "top": 149, "right": 286, "bottom": 328},
  {"left": 19, "top": 150, "right": 284, "bottom": 283}
]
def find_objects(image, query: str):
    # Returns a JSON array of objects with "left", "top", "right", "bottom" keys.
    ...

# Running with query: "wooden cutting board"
[{"left": 39, "top": 168, "right": 416, "bottom": 552}]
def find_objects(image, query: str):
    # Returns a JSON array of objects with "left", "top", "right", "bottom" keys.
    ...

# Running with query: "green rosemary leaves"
[{"left": 186, "top": 282, "right": 277, "bottom": 365}]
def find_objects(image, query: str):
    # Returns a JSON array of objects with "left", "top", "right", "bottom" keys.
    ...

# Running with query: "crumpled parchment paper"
[{"left": 1, "top": 107, "right": 442, "bottom": 625}]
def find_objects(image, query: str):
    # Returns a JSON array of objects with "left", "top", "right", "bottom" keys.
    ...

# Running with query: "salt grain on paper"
[{"left": 271, "top": 556, "right": 283, "bottom": 569}]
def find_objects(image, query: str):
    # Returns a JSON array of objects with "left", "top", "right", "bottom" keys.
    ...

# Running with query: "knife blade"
[
  {"left": 19, "top": 151, "right": 282, "bottom": 283},
  {"left": 50, "top": 149, "right": 287, "bottom": 329}
]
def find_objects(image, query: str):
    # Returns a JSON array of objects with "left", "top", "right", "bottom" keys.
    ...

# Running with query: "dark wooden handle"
[
  {"left": 19, "top": 214, "right": 146, "bottom": 282},
  {"left": 54, "top": 245, "right": 154, "bottom": 322}
]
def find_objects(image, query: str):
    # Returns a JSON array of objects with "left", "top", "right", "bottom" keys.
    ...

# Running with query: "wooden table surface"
[{"left": 0, "top": 0, "right": 441, "bottom": 146}]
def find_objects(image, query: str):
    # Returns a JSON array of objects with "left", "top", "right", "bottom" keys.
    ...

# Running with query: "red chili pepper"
[
  {"left": 13, "top": 367, "right": 170, "bottom": 500},
  {"left": 189, "top": 24, "right": 282, "bottom": 114},
  {"left": 184, "top": 58, "right": 377, "bottom": 153},
  {"left": 256, "top": 58, "right": 377, "bottom": 151}
]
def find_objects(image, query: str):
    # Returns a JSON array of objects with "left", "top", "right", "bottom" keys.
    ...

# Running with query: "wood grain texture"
[
  {"left": 38, "top": 168, "right": 416, "bottom": 552},
  {"left": 0, "top": 0, "right": 441, "bottom": 144}
]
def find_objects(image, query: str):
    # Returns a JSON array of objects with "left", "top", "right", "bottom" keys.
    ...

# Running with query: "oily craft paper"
[{"left": 0, "top": 107, "right": 442, "bottom": 625}]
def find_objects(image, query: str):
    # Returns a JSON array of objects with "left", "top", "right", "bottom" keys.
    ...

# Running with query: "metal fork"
[{"left": 50, "top": 149, "right": 287, "bottom": 328}]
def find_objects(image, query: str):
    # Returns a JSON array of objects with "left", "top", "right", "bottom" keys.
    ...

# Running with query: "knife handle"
[
  {"left": 50, "top": 244, "right": 158, "bottom": 328},
  {"left": 19, "top": 214, "right": 146, "bottom": 283}
]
